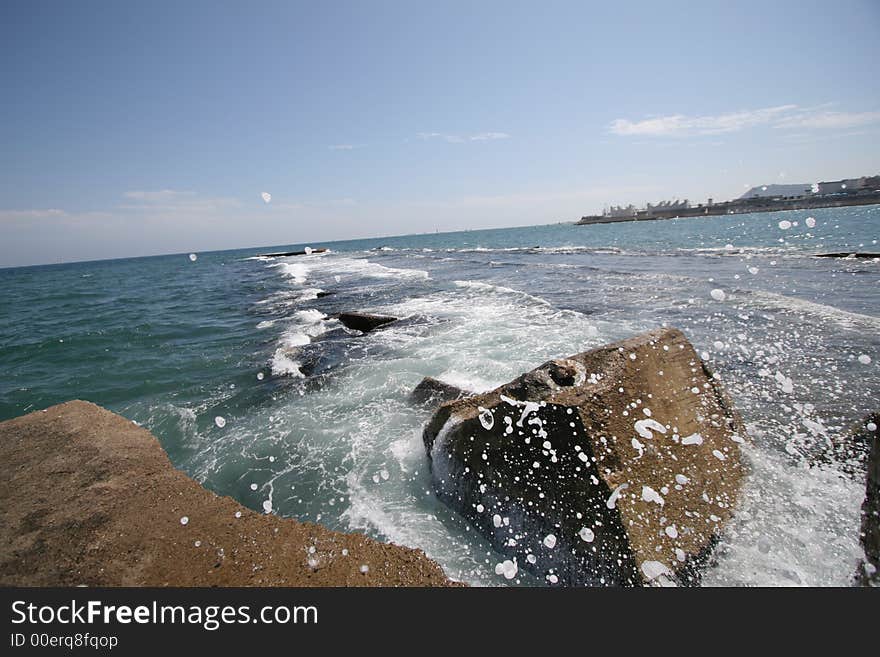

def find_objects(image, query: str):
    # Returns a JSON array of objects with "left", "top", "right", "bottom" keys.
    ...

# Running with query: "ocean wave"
[
  {"left": 675, "top": 245, "right": 808, "bottom": 258},
  {"left": 414, "top": 243, "right": 824, "bottom": 259},
  {"left": 702, "top": 444, "right": 863, "bottom": 587},
  {"left": 744, "top": 290, "right": 880, "bottom": 331},
  {"left": 313, "top": 255, "right": 430, "bottom": 282},
  {"left": 271, "top": 261, "right": 311, "bottom": 284},
  {"left": 453, "top": 279, "right": 554, "bottom": 308},
  {"left": 450, "top": 245, "right": 611, "bottom": 255},
  {"left": 254, "top": 288, "right": 324, "bottom": 308},
  {"left": 270, "top": 309, "right": 335, "bottom": 377},
  {"left": 269, "top": 351, "right": 306, "bottom": 377}
]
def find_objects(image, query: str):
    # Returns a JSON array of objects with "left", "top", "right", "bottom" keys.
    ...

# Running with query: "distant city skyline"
[{"left": 2, "top": 0, "right": 879, "bottom": 267}]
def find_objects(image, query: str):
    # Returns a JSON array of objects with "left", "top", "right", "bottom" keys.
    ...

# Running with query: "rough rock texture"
[
  {"left": 337, "top": 312, "right": 397, "bottom": 333},
  {"left": 817, "top": 412, "right": 879, "bottom": 476},
  {"left": 856, "top": 421, "right": 879, "bottom": 586},
  {"left": 409, "top": 377, "right": 471, "bottom": 406},
  {"left": 423, "top": 327, "right": 746, "bottom": 586},
  {"left": 0, "top": 401, "right": 456, "bottom": 587}
]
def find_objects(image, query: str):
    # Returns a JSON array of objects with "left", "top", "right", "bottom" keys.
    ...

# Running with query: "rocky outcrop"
[
  {"left": 814, "top": 252, "right": 880, "bottom": 259},
  {"left": 423, "top": 327, "right": 746, "bottom": 586},
  {"left": 409, "top": 377, "right": 471, "bottom": 406},
  {"left": 814, "top": 412, "right": 879, "bottom": 475},
  {"left": 857, "top": 418, "right": 879, "bottom": 586},
  {"left": 337, "top": 312, "right": 398, "bottom": 333},
  {"left": 259, "top": 247, "right": 328, "bottom": 257},
  {"left": 0, "top": 401, "right": 455, "bottom": 587}
]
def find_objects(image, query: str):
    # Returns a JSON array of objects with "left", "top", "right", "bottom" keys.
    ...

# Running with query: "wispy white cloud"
[
  {"left": 774, "top": 110, "right": 880, "bottom": 130},
  {"left": 610, "top": 104, "right": 880, "bottom": 137},
  {"left": 610, "top": 105, "right": 797, "bottom": 137},
  {"left": 122, "top": 189, "right": 195, "bottom": 202},
  {"left": 0, "top": 208, "right": 68, "bottom": 221},
  {"left": 328, "top": 144, "right": 363, "bottom": 150},
  {"left": 417, "top": 132, "right": 463, "bottom": 143},
  {"left": 418, "top": 131, "right": 510, "bottom": 143},
  {"left": 469, "top": 132, "right": 510, "bottom": 141}
]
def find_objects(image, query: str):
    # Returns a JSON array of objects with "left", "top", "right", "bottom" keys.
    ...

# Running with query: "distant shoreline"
[{"left": 576, "top": 195, "right": 880, "bottom": 226}]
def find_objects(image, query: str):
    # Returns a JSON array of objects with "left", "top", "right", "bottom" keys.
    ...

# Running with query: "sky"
[{"left": 1, "top": 0, "right": 879, "bottom": 267}]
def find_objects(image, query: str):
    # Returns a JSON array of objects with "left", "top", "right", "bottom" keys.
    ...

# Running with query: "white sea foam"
[
  {"left": 292, "top": 279, "right": 617, "bottom": 584},
  {"left": 269, "top": 351, "right": 304, "bottom": 377},
  {"left": 745, "top": 290, "right": 880, "bottom": 331},
  {"left": 310, "top": 255, "right": 429, "bottom": 282},
  {"left": 273, "top": 261, "right": 311, "bottom": 284},
  {"left": 269, "top": 309, "right": 333, "bottom": 377},
  {"left": 634, "top": 418, "right": 667, "bottom": 440},
  {"left": 702, "top": 445, "right": 863, "bottom": 586},
  {"left": 195, "top": 226, "right": 877, "bottom": 588}
]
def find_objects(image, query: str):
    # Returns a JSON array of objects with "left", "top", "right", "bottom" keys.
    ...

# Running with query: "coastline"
[{"left": 576, "top": 197, "right": 880, "bottom": 226}]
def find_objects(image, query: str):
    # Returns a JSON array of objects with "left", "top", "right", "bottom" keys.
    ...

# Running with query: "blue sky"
[{"left": 2, "top": 0, "right": 879, "bottom": 266}]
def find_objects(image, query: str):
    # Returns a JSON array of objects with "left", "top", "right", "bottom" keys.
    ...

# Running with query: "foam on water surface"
[{"left": 5, "top": 206, "right": 877, "bottom": 587}]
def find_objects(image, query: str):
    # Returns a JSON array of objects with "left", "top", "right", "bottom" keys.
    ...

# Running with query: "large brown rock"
[
  {"left": 0, "top": 401, "right": 456, "bottom": 587},
  {"left": 423, "top": 327, "right": 746, "bottom": 586}
]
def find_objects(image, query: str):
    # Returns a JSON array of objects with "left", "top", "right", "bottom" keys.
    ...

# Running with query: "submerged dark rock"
[
  {"left": 259, "top": 247, "right": 328, "bottom": 257},
  {"left": 814, "top": 252, "right": 880, "bottom": 259},
  {"left": 856, "top": 417, "right": 879, "bottom": 586},
  {"left": 423, "top": 327, "right": 746, "bottom": 586},
  {"left": 337, "top": 313, "right": 397, "bottom": 333},
  {"left": 409, "top": 377, "right": 471, "bottom": 406}
]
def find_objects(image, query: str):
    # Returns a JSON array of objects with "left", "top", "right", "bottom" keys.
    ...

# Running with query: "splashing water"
[{"left": 1, "top": 206, "right": 877, "bottom": 586}]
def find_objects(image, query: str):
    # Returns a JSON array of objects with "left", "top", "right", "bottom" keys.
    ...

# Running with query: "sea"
[{"left": 1, "top": 205, "right": 878, "bottom": 586}]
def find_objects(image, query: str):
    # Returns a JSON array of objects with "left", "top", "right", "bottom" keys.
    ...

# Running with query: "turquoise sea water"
[{"left": 1, "top": 205, "right": 878, "bottom": 586}]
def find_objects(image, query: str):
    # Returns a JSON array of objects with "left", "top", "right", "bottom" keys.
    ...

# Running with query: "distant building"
[
  {"left": 604, "top": 204, "right": 638, "bottom": 218},
  {"left": 579, "top": 173, "right": 880, "bottom": 226},
  {"left": 814, "top": 180, "right": 850, "bottom": 195},
  {"left": 645, "top": 199, "right": 689, "bottom": 211},
  {"left": 860, "top": 175, "right": 880, "bottom": 191},
  {"left": 740, "top": 183, "right": 811, "bottom": 199}
]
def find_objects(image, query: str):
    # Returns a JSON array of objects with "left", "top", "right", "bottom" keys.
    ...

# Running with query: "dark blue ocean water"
[{"left": 1, "top": 205, "right": 878, "bottom": 585}]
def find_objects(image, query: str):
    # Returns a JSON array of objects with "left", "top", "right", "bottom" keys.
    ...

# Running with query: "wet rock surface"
[
  {"left": 259, "top": 247, "right": 328, "bottom": 257},
  {"left": 409, "top": 377, "right": 471, "bottom": 406},
  {"left": 814, "top": 252, "right": 880, "bottom": 259},
  {"left": 857, "top": 418, "right": 879, "bottom": 586},
  {"left": 423, "top": 327, "right": 746, "bottom": 586},
  {"left": 0, "top": 401, "right": 456, "bottom": 587},
  {"left": 337, "top": 312, "right": 398, "bottom": 333}
]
